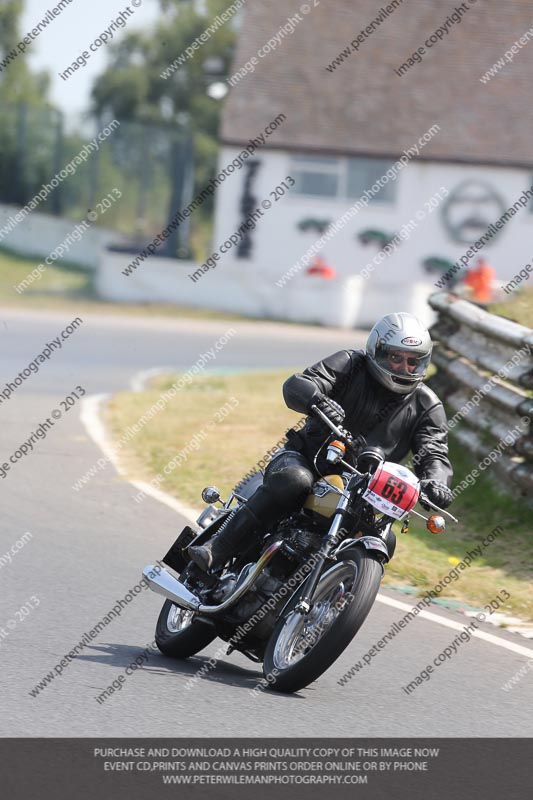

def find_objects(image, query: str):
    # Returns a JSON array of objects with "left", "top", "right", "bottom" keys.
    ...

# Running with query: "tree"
[
  {"left": 0, "top": 0, "right": 51, "bottom": 105},
  {"left": 0, "top": 1, "right": 54, "bottom": 204},
  {"left": 92, "top": 0, "right": 234, "bottom": 128},
  {"left": 90, "top": 0, "right": 238, "bottom": 247}
]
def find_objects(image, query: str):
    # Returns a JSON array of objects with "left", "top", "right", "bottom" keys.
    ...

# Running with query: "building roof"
[{"left": 221, "top": 0, "right": 533, "bottom": 168}]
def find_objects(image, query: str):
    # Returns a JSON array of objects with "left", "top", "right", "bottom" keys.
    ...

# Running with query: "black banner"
[{"left": 2, "top": 738, "right": 530, "bottom": 799}]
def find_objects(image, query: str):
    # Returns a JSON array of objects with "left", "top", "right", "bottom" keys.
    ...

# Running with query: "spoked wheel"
[
  {"left": 155, "top": 599, "right": 216, "bottom": 658},
  {"left": 263, "top": 547, "right": 382, "bottom": 693}
]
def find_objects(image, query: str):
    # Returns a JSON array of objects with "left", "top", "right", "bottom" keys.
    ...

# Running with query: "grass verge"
[
  {"left": 105, "top": 369, "right": 533, "bottom": 623},
  {"left": 490, "top": 287, "right": 533, "bottom": 327},
  {"left": 0, "top": 248, "right": 245, "bottom": 321}
]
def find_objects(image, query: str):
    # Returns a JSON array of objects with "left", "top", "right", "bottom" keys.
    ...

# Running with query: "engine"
[
  {"left": 215, "top": 512, "right": 324, "bottom": 644},
  {"left": 273, "top": 512, "right": 325, "bottom": 560}
]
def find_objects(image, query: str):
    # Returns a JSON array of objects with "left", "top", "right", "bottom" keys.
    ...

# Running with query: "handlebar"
[
  {"left": 311, "top": 404, "right": 458, "bottom": 522},
  {"left": 309, "top": 404, "right": 363, "bottom": 455},
  {"left": 418, "top": 492, "right": 459, "bottom": 522}
]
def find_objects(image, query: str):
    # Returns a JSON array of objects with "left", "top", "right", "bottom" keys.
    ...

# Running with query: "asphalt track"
[{"left": 1, "top": 307, "right": 532, "bottom": 737}]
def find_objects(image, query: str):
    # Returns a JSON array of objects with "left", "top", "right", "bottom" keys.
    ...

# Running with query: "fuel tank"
[{"left": 303, "top": 474, "right": 345, "bottom": 518}]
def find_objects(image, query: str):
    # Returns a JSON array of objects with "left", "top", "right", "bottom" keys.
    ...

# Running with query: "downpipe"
[{"left": 142, "top": 541, "right": 284, "bottom": 616}]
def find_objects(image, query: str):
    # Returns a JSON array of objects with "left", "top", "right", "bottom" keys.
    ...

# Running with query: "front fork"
[
  {"left": 293, "top": 477, "right": 394, "bottom": 615},
  {"left": 293, "top": 482, "right": 356, "bottom": 615}
]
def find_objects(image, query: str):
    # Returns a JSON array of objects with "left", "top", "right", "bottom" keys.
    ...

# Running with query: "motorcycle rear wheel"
[
  {"left": 262, "top": 547, "right": 382, "bottom": 693},
  {"left": 155, "top": 599, "right": 216, "bottom": 658}
]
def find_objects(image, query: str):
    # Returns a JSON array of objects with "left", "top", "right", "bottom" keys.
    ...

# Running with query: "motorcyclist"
[{"left": 189, "top": 312, "right": 453, "bottom": 572}]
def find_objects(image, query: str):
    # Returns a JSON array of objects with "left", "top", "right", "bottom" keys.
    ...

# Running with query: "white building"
[
  {"left": 99, "top": 0, "right": 533, "bottom": 328},
  {"left": 211, "top": 0, "right": 533, "bottom": 327}
]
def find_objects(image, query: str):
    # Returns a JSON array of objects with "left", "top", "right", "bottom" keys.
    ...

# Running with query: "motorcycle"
[{"left": 142, "top": 405, "right": 457, "bottom": 693}]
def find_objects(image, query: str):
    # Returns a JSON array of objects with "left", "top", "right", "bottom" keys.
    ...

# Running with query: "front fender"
[{"left": 334, "top": 536, "right": 390, "bottom": 563}]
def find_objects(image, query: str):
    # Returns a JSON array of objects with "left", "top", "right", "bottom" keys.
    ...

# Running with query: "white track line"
[
  {"left": 376, "top": 594, "right": 533, "bottom": 658},
  {"left": 79, "top": 393, "right": 198, "bottom": 524},
  {"left": 129, "top": 367, "right": 176, "bottom": 392},
  {"left": 128, "top": 479, "right": 198, "bottom": 524},
  {"left": 81, "top": 373, "right": 533, "bottom": 661},
  {"left": 79, "top": 393, "right": 117, "bottom": 465}
]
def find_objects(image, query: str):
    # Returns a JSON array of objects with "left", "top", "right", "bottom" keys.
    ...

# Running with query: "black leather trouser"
[
  {"left": 238, "top": 448, "right": 317, "bottom": 533},
  {"left": 195, "top": 449, "right": 318, "bottom": 567},
  {"left": 228, "top": 449, "right": 397, "bottom": 559}
]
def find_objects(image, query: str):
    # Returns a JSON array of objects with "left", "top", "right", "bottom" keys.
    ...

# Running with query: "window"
[
  {"left": 292, "top": 156, "right": 341, "bottom": 198},
  {"left": 290, "top": 154, "right": 397, "bottom": 204},
  {"left": 346, "top": 157, "right": 395, "bottom": 203},
  {"left": 293, "top": 171, "right": 339, "bottom": 197}
]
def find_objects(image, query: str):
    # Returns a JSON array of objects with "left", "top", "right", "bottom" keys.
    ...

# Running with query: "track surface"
[{"left": 1, "top": 308, "right": 531, "bottom": 736}]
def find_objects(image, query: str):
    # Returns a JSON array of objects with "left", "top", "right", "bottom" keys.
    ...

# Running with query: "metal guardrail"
[{"left": 428, "top": 291, "right": 533, "bottom": 496}]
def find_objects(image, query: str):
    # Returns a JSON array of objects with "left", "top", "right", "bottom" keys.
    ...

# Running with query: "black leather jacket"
[{"left": 283, "top": 349, "right": 452, "bottom": 486}]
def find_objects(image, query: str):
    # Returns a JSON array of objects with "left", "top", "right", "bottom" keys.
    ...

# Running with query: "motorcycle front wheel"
[
  {"left": 262, "top": 547, "right": 382, "bottom": 693},
  {"left": 155, "top": 599, "right": 217, "bottom": 658}
]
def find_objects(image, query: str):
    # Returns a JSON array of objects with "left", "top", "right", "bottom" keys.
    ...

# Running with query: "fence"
[
  {"left": 428, "top": 291, "right": 533, "bottom": 496},
  {"left": 0, "top": 103, "right": 196, "bottom": 254}
]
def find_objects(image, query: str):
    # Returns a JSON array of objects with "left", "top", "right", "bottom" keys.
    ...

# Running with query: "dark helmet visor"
[{"left": 375, "top": 343, "right": 431, "bottom": 377}]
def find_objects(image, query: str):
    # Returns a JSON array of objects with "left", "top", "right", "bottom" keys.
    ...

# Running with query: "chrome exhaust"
[
  {"left": 142, "top": 564, "right": 200, "bottom": 611},
  {"left": 142, "top": 541, "right": 284, "bottom": 617}
]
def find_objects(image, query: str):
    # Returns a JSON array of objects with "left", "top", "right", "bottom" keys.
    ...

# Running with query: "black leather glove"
[
  {"left": 420, "top": 479, "right": 453, "bottom": 510},
  {"left": 312, "top": 395, "right": 345, "bottom": 428},
  {"left": 343, "top": 431, "right": 367, "bottom": 457}
]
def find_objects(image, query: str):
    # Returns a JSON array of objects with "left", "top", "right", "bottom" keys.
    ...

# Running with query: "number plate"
[
  {"left": 363, "top": 462, "right": 420, "bottom": 519},
  {"left": 162, "top": 526, "right": 198, "bottom": 572}
]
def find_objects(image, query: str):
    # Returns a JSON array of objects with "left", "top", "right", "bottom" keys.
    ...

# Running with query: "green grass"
[
  {"left": 387, "top": 440, "right": 533, "bottom": 618},
  {"left": 105, "top": 369, "right": 533, "bottom": 624},
  {"left": 0, "top": 247, "right": 94, "bottom": 302},
  {"left": 490, "top": 287, "right": 533, "bottom": 327},
  {"left": 0, "top": 247, "right": 245, "bottom": 321}
]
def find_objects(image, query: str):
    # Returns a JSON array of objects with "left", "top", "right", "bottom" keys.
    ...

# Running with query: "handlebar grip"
[
  {"left": 419, "top": 492, "right": 433, "bottom": 511},
  {"left": 310, "top": 405, "right": 365, "bottom": 455}
]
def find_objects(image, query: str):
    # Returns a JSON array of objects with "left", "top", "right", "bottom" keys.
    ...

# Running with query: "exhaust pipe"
[
  {"left": 142, "top": 541, "right": 284, "bottom": 617},
  {"left": 142, "top": 564, "right": 200, "bottom": 611}
]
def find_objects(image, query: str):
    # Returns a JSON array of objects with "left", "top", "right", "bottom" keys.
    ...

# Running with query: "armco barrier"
[{"left": 428, "top": 291, "right": 533, "bottom": 496}]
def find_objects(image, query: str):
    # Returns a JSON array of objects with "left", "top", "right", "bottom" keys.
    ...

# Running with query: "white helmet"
[{"left": 366, "top": 312, "right": 432, "bottom": 394}]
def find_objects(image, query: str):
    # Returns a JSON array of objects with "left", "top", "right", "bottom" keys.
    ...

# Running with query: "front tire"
[
  {"left": 155, "top": 600, "right": 217, "bottom": 658},
  {"left": 262, "top": 547, "right": 382, "bottom": 693}
]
